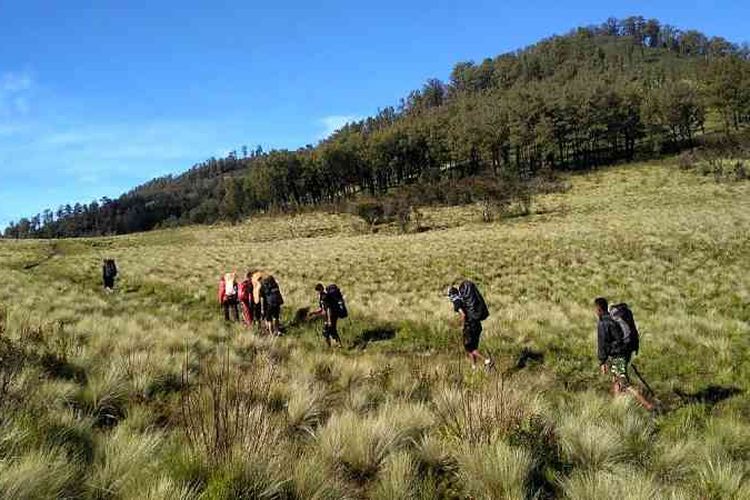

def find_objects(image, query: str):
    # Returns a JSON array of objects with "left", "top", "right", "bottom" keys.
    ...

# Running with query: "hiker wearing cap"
[
  {"left": 595, "top": 297, "right": 654, "bottom": 411},
  {"left": 448, "top": 281, "right": 493, "bottom": 370},
  {"left": 309, "top": 283, "right": 348, "bottom": 347},
  {"left": 218, "top": 272, "right": 240, "bottom": 322}
]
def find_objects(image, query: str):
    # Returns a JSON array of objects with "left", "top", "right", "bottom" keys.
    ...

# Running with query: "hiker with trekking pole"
[
  {"left": 594, "top": 297, "right": 655, "bottom": 411},
  {"left": 447, "top": 281, "right": 494, "bottom": 371}
]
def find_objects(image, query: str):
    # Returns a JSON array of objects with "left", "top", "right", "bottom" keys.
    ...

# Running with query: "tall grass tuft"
[
  {"left": 317, "top": 410, "right": 405, "bottom": 485},
  {"left": 560, "top": 469, "right": 662, "bottom": 500},
  {"left": 180, "top": 347, "right": 278, "bottom": 464},
  {"left": 85, "top": 428, "right": 163, "bottom": 499},
  {"left": 456, "top": 437, "right": 532, "bottom": 500},
  {"left": 0, "top": 448, "right": 78, "bottom": 499},
  {"left": 371, "top": 451, "right": 417, "bottom": 500}
]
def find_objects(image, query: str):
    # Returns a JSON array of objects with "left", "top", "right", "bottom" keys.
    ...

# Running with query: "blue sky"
[{"left": 1, "top": 0, "right": 747, "bottom": 227}]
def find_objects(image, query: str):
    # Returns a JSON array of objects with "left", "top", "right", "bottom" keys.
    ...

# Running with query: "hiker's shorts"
[
  {"left": 609, "top": 357, "right": 630, "bottom": 389},
  {"left": 463, "top": 319, "right": 482, "bottom": 352}
]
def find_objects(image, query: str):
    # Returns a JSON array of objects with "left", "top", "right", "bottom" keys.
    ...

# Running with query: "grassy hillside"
[{"left": 1, "top": 161, "right": 749, "bottom": 498}]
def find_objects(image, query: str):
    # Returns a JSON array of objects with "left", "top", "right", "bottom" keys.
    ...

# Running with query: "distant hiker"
[
  {"left": 259, "top": 274, "right": 284, "bottom": 336},
  {"left": 218, "top": 272, "right": 240, "bottom": 322},
  {"left": 448, "top": 281, "right": 493, "bottom": 370},
  {"left": 310, "top": 283, "right": 348, "bottom": 347},
  {"left": 102, "top": 258, "right": 118, "bottom": 293},
  {"left": 594, "top": 297, "right": 654, "bottom": 411},
  {"left": 238, "top": 272, "right": 254, "bottom": 328}
]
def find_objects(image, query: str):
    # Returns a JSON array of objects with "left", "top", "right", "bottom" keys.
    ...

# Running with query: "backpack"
[
  {"left": 224, "top": 273, "right": 237, "bottom": 298},
  {"left": 610, "top": 303, "right": 640, "bottom": 355},
  {"left": 458, "top": 280, "right": 490, "bottom": 321},
  {"left": 261, "top": 276, "right": 284, "bottom": 307},
  {"left": 325, "top": 284, "right": 348, "bottom": 319},
  {"left": 104, "top": 259, "right": 117, "bottom": 278}
]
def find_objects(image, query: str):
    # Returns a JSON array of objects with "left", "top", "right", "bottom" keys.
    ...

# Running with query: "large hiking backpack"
[
  {"left": 459, "top": 280, "right": 490, "bottom": 321},
  {"left": 610, "top": 303, "right": 640, "bottom": 355},
  {"left": 325, "top": 284, "right": 348, "bottom": 319},
  {"left": 261, "top": 276, "right": 284, "bottom": 307},
  {"left": 104, "top": 259, "right": 117, "bottom": 278}
]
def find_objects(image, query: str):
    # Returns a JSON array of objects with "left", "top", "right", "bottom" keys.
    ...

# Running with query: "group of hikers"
[
  {"left": 218, "top": 271, "right": 349, "bottom": 347},
  {"left": 103, "top": 258, "right": 655, "bottom": 411}
]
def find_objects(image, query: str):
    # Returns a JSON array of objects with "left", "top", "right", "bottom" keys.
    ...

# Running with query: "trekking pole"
[{"left": 630, "top": 363, "right": 655, "bottom": 397}]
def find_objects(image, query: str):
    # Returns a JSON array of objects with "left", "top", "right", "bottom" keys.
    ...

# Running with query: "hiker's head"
[
  {"left": 447, "top": 286, "right": 459, "bottom": 298},
  {"left": 594, "top": 297, "right": 608, "bottom": 317},
  {"left": 315, "top": 283, "right": 324, "bottom": 293}
]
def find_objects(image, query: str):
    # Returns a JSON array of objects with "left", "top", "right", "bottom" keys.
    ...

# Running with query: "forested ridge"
[{"left": 5, "top": 15, "right": 750, "bottom": 239}]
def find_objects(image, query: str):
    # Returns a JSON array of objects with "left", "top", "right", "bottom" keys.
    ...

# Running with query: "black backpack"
[
  {"left": 325, "top": 284, "right": 348, "bottom": 318},
  {"left": 459, "top": 281, "right": 489, "bottom": 321},
  {"left": 261, "top": 276, "right": 284, "bottom": 307},
  {"left": 104, "top": 259, "right": 117, "bottom": 278},
  {"left": 610, "top": 303, "right": 640, "bottom": 355}
]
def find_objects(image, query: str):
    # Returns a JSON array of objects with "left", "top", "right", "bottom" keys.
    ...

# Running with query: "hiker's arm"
[{"left": 597, "top": 322, "right": 608, "bottom": 367}]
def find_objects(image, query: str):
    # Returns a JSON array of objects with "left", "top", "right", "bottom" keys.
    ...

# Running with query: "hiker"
[
  {"left": 258, "top": 273, "right": 284, "bottom": 336},
  {"left": 448, "top": 281, "right": 493, "bottom": 370},
  {"left": 309, "top": 283, "right": 348, "bottom": 347},
  {"left": 595, "top": 297, "right": 654, "bottom": 411},
  {"left": 249, "top": 270, "right": 268, "bottom": 333},
  {"left": 102, "top": 258, "right": 118, "bottom": 293},
  {"left": 238, "top": 272, "right": 254, "bottom": 328},
  {"left": 218, "top": 272, "right": 240, "bottom": 322}
]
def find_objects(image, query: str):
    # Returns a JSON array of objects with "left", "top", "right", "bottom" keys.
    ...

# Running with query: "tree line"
[{"left": 4, "top": 16, "right": 750, "bottom": 239}]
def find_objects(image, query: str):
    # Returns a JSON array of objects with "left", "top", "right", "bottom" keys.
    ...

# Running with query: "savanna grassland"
[{"left": 0, "top": 161, "right": 749, "bottom": 499}]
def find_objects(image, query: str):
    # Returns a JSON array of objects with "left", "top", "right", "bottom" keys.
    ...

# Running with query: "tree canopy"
[{"left": 5, "top": 16, "right": 750, "bottom": 239}]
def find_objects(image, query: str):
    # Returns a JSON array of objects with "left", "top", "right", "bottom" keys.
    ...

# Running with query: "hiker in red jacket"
[
  {"left": 238, "top": 272, "right": 254, "bottom": 328},
  {"left": 218, "top": 272, "right": 240, "bottom": 322}
]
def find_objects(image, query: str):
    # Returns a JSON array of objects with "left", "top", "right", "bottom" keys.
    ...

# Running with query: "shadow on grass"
[
  {"left": 515, "top": 348, "right": 544, "bottom": 369},
  {"left": 351, "top": 327, "right": 397, "bottom": 349},
  {"left": 674, "top": 385, "right": 743, "bottom": 407}
]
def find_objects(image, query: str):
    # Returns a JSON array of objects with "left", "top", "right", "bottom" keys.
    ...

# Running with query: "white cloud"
[
  {"left": 0, "top": 70, "right": 34, "bottom": 118},
  {"left": 318, "top": 114, "right": 359, "bottom": 139},
  {"left": 0, "top": 71, "right": 33, "bottom": 93}
]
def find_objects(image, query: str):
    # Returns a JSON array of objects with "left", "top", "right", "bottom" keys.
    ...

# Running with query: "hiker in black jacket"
[
  {"left": 309, "top": 283, "right": 342, "bottom": 348},
  {"left": 102, "top": 259, "right": 117, "bottom": 293},
  {"left": 595, "top": 297, "right": 654, "bottom": 411},
  {"left": 448, "top": 282, "right": 493, "bottom": 370}
]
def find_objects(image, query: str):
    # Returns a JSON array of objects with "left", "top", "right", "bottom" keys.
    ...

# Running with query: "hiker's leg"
[
  {"left": 330, "top": 316, "right": 341, "bottom": 344},
  {"left": 222, "top": 302, "right": 230, "bottom": 322},
  {"left": 627, "top": 386, "right": 655, "bottom": 411}
]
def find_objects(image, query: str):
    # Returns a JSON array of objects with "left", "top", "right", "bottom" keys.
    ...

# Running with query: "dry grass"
[{"left": 0, "top": 161, "right": 748, "bottom": 498}]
